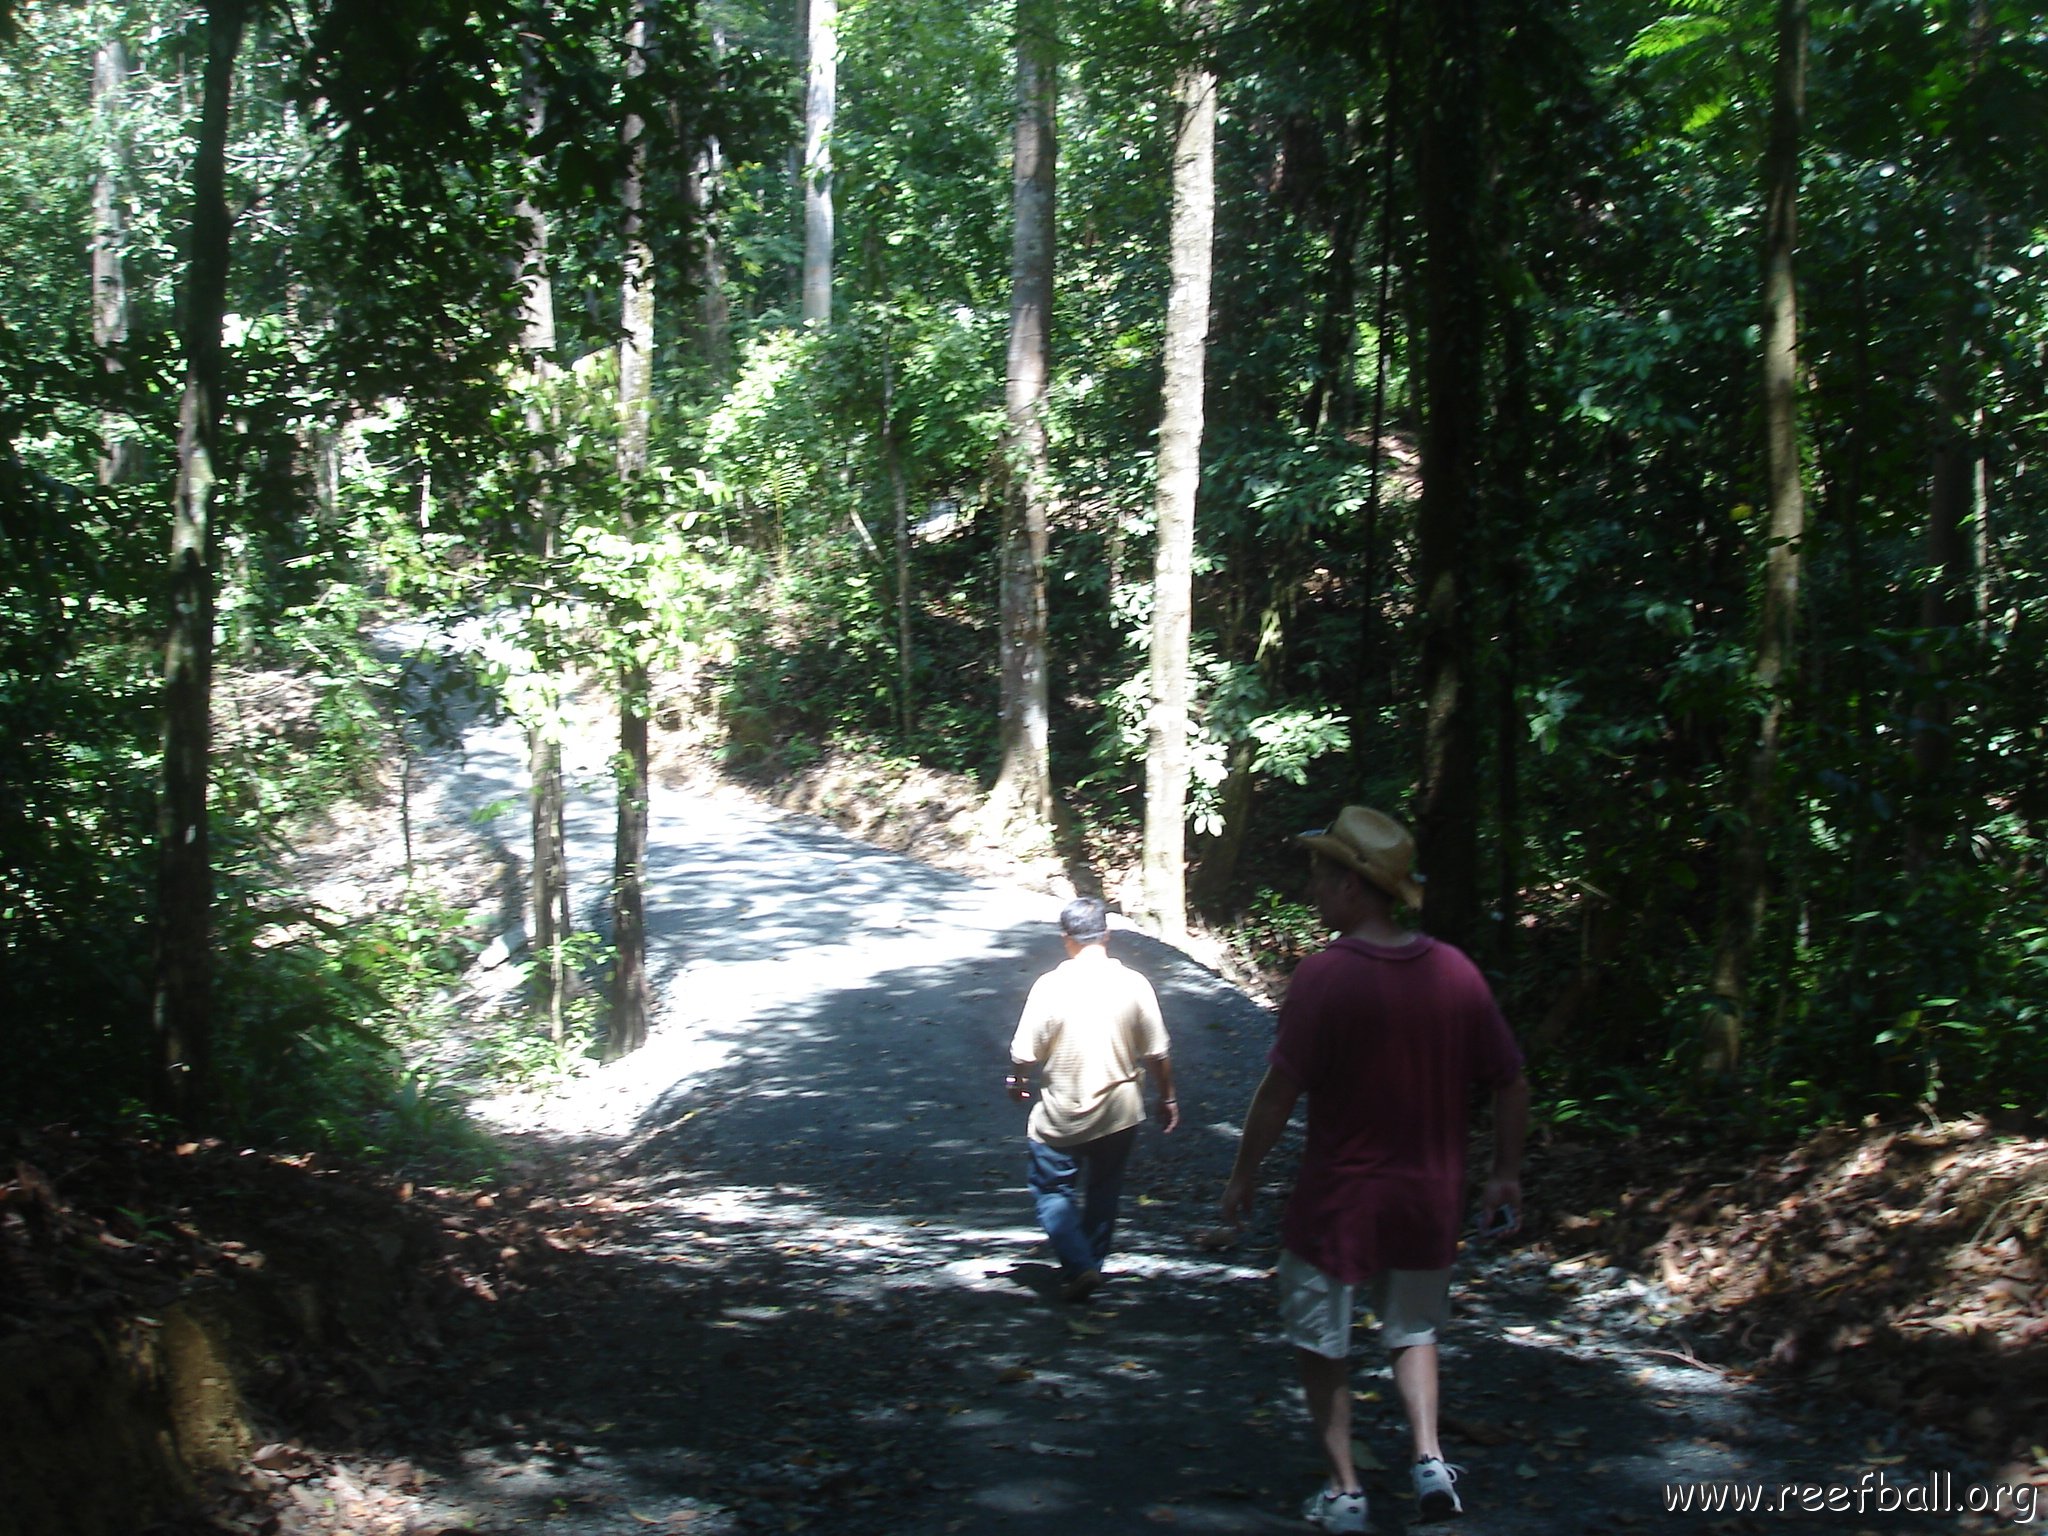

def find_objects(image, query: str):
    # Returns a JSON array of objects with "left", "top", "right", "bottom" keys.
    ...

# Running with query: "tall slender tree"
[
  {"left": 988, "top": 0, "right": 1057, "bottom": 847},
  {"left": 154, "top": 0, "right": 249, "bottom": 1117},
  {"left": 1300, "top": 108, "right": 1365, "bottom": 438},
  {"left": 609, "top": 0, "right": 656, "bottom": 1059},
  {"left": 1908, "top": 0, "right": 1995, "bottom": 869},
  {"left": 686, "top": 20, "right": 732, "bottom": 370},
  {"left": 515, "top": 53, "right": 574, "bottom": 1041},
  {"left": 90, "top": 28, "right": 132, "bottom": 485},
  {"left": 1910, "top": 307, "right": 1980, "bottom": 867},
  {"left": 1139, "top": 0, "right": 1217, "bottom": 941},
  {"left": 1350, "top": 0, "right": 1405, "bottom": 790},
  {"left": 1705, "top": 0, "right": 1808, "bottom": 1077},
  {"left": 1413, "top": 0, "right": 1487, "bottom": 949},
  {"left": 879, "top": 333, "right": 914, "bottom": 742},
  {"left": 801, "top": 0, "right": 835, "bottom": 325},
  {"left": 1489, "top": 279, "right": 1533, "bottom": 967}
]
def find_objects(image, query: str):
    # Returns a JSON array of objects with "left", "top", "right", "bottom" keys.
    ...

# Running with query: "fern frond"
[{"left": 1628, "top": 13, "right": 1730, "bottom": 62}]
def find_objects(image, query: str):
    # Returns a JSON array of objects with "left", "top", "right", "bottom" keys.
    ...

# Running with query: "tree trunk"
[
  {"left": 610, "top": 0, "right": 656, "bottom": 1060},
  {"left": 1909, "top": 0, "right": 1993, "bottom": 868},
  {"left": 1192, "top": 590, "right": 1289, "bottom": 912},
  {"left": 988, "top": 0, "right": 1057, "bottom": 846},
  {"left": 801, "top": 0, "right": 836, "bottom": 326},
  {"left": 530, "top": 730, "right": 572, "bottom": 1035},
  {"left": 1414, "top": 0, "right": 1486, "bottom": 949},
  {"left": 1139, "top": 0, "right": 1217, "bottom": 942},
  {"left": 153, "top": 0, "right": 247, "bottom": 1120},
  {"left": 1483, "top": 79, "right": 1534, "bottom": 967},
  {"left": 1350, "top": 0, "right": 1403, "bottom": 791},
  {"left": 881, "top": 340, "right": 914, "bottom": 743},
  {"left": 1705, "top": 0, "right": 1807, "bottom": 1078},
  {"left": 694, "top": 150, "right": 732, "bottom": 366},
  {"left": 617, "top": 12, "right": 655, "bottom": 475},
  {"left": 92, "top": 33, "right": 133, "bottom": 485},
  {"left": 1491, "top": 276, "right": 1532, "bottom": 968},
  {"left": 690, "top": 120, "right": 731, "bottom": 369},
  {"left": 516, "top": 57, "right": 574, "bottom": 1040},
  {"left": 611, "top": 698, "right": 651, "bottom": 1058},
  {"left": 1909, "top": 321, "right": 1979, "bottom": 868},
  {"left": 1300, "top": 111, "right": 1364, "bottom": 437}
]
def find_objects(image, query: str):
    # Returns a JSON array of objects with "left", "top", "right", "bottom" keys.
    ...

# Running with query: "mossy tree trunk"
[
  {"left": 1138, "top": 0, "right": 1217, "bottom": 942},
  {"left": 154, "top": 0, "right": 248, "bottom": 1119},
  {"left": 1706, "top": 0, "right": 1808, "bottom": 1079}
]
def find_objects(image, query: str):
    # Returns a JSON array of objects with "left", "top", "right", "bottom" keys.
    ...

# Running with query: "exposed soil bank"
[
  {"left": 0, "top": 1128, "right": 519, "bottom": 1535},
  {"left": 1535, "top": 1117, "right": 2048, "bottom": 1466}
]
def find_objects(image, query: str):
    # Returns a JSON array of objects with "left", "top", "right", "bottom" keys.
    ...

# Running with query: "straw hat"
[{"left": 1297, "top": 806, "right": 1426, "bottom": 908}]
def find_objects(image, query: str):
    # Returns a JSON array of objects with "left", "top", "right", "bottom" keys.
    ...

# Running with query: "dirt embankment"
[
  {"left": 1534, "top": 1117, "right": 2048, "bottom": 1472},
  {"left": 0, "top": 1128, "right": 586, "bottom": 1535}
]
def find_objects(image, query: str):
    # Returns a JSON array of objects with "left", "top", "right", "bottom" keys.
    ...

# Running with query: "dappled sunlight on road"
[
  {"left": 367, "top": 645, "right": 2002, "bottom": 1535},
  {"left": 597, "top": 1175, "right": 1272, "bottom": 1306}
]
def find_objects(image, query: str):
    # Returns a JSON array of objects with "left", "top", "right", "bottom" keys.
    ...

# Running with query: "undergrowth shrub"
[{"left": 211, "top": 891, "right": 496, "bottom": 1169}]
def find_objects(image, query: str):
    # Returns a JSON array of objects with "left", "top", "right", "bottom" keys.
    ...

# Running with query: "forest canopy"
[{"left": 4, "top": 0, "right": 2047, "bottom": 1144}]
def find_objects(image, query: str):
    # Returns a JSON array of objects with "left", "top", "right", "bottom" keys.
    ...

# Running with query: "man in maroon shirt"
[{"left": 1221, "top": 807, "right": 1527, "bottom": 1531}]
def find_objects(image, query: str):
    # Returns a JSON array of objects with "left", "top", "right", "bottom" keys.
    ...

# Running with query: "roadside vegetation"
[{"left": 4, "top": 0, "right": 2048, "bottom": 1521}]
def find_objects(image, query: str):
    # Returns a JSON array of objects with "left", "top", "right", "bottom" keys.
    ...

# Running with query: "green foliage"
[
  {"left": 1234, "top": 887, "right": 1340, "bottom": 978},
  {"left": 1539, "top": 1071, "right": 1656, "bottom": 1138},
  {"left": 689, "top": 303, "right": 1004, "bottom": 768},
  {"left": 6, "top": 0, "right": 2048, "bottom": 1152},
  {"left": 1749, "top": 846, "right": 2048, "bottom": 1131},
  {"left": 491, "top": 931, "right": 610, "bottom": 1082},
  {"left": 209, "top": 892, "right": 495, "bottom": 1167},
  {"left": 0, "top": 353, "right": 162, "bottom": 1121}
]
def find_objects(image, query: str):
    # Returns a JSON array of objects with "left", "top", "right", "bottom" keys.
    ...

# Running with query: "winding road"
[{"left": 365, "top": 648, "right": 1998, "bottom": 1535}]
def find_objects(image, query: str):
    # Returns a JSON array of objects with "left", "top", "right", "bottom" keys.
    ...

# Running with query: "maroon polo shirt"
[{"left": 1270, "top": 935, "right": 1523, "bottom": 1281}]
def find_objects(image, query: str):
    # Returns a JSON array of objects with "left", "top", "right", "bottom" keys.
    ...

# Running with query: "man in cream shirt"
[{"left": 1005, "top": 897, "right": 1179, "bottom": 1302}]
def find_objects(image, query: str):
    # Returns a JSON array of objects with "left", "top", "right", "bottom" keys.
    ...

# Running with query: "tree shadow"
[{"left": 381, "top": 922, "right": 1981, "bottom": 1535}]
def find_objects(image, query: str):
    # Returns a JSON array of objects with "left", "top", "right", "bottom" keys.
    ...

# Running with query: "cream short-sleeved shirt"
[{"left": 1009, "top": 945, "right": 1169, "bottom": 1149}]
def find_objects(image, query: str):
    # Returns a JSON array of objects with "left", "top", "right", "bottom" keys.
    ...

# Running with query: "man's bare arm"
[
  {"left": 1146, "top": 1054, "right": 1180, "bottom": 1133},
  {"left": 1220, "top": 1064, "right": 1302, "bottom": 1224},
  {"left": 1479, "top": 1071, "right": 1529, "bottom": 1235}
]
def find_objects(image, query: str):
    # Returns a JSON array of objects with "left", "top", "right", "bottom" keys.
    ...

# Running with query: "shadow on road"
[
  {"left": 401, "top": 923, "right": 1972, "bottom": 1536},
  {"left": 332, "top": 669, "right": 1994, "bottom": 1534}
]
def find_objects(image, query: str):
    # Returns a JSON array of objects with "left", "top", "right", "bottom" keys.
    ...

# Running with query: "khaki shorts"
[{"left": 1277, "top": 1249, "right": 1451, "bottom": 1359}]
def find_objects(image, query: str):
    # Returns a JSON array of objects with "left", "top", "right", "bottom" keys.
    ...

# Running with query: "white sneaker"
[
  {"left": 1301, "top": 1486, "right": 1369, "bottom": 1533},
  {"left": 1412, "top": 1456, "right": 1463, "bottom": 1521}
]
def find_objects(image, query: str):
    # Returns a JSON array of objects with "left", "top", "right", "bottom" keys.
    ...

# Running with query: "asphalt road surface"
[{"left": 375, "top": 669, "right": 2000, "bottom": 1535}]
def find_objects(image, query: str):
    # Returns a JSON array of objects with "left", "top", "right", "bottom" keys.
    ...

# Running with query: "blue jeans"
[{"left": 1027, "top": 1126, "right": 1137, "bottom": 1277}]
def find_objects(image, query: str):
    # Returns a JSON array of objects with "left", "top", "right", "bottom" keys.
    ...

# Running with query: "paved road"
[{"left": 383, "top": 672, "right": 1998, "bottom": 1536}]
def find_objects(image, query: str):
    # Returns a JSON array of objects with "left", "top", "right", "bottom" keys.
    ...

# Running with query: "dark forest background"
[{"left": 5, "top": 0, "right": 2048, "bottom": 1149}]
